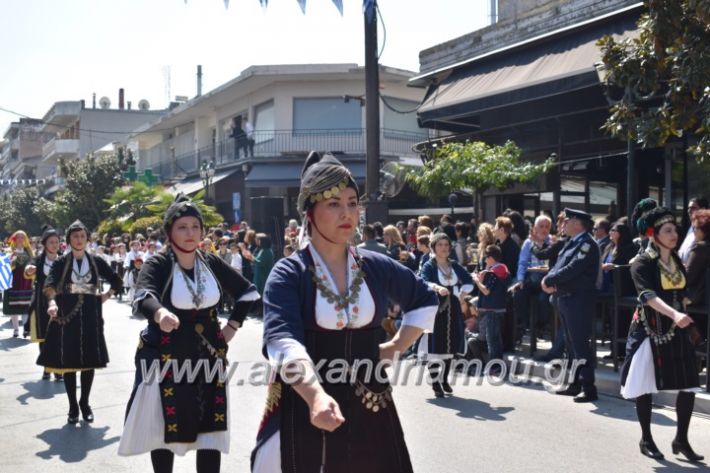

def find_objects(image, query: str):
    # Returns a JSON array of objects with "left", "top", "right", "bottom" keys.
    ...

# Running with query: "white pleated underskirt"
[
  {"left": 118, "top": 381, "right": 230, "bottom": 456},
  {"left": 252, "top": 432, "right": 281, "bottom": 473},
  {"left": 620, "top": 337, "right": 658, "bottom": 399}
]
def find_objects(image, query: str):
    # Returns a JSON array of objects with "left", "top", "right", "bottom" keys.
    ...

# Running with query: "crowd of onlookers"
[{"left": 4, "top": 197, "right": 710, "bottom": 363}]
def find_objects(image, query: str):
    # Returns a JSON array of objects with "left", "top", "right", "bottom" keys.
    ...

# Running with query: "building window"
[
  {"left": 254, "top": 100, "right": 274, "bottom": 144},
  {"left": 293, "top": 98, "right": 361, "bottom": 134},
  {"left": 382, "top": 96, "right": 427, "bottom": 139}
]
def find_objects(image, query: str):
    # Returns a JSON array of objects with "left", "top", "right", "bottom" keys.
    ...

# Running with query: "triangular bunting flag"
[
  {"left": 331, "top": 0, "right": 343, "bottom": 15},
  {"left": 297, "top": 0, "right": 306, "bottom": 14},
  {"left": 363, "top": 0, "right": 375, "bottom": 21}
]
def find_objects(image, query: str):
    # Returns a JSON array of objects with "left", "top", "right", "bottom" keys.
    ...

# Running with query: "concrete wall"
[
  {"left": 419, "top": 0, "right": 640, "bottom": 74},
  {"left": 78, "top": 109, "right": 165, "bottom": 158}
]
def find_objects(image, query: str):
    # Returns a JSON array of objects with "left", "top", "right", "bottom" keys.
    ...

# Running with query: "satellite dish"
[
  {"left": 379, "top": 161, "right": 408, "bottom": 199},
  {"left": 99, "top": 96, "right": 111, "bottom": 109},
  {"left": 138, "top": 99, "right": 150, "bottom": 111}
]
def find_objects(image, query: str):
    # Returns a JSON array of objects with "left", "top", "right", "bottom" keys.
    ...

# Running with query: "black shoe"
[
  {"left": 573, "top": 391, "right": 598, "bottom": 403},
  {"left": 79, "top": 403, "right": 94, "bottom": 423},
  {"left": 639, "top": 440, "right": 664, "bottom": 460},
  {"left": 23, "top": 330, "right": 29, "bottom": 338},
  {"left": 67, "top": 408, "right": 79, "bottom": 425},
  {"left": 672, "top": 440, "right": 704, "bottom": 462},
  {"left": 42, "top": 372, "right": 51, "bottom": 381},
  {"left": 441, "top": 381, "right": 453, "bottom": 394},
  {"left": 432, "top": 382, "right": 445, "bottom": 398},
  {"left": 54, "top": 373, "right": 63, "bottom": 382},
  {"left": 555, "top": 385, "right": 582, "bottom": 396},
  {"left": 12, "top": 329, "right": 19, "bottom": 338}
]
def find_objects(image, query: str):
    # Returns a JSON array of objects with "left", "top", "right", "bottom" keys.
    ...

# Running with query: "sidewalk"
[{"left": 504, "top": 337, "right": 710, "bottom": 416}]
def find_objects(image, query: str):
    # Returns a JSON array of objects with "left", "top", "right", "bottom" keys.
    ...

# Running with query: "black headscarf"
[
  {"left": 163, "top": 193, "right": 205, "bottom": 236},
  {"left": 40, "top": 224, "right": 59, "bottom": 245}
]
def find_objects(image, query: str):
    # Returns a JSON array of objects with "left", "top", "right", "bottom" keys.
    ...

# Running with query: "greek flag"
[{"left": 0, "top": 253, "right": 12, "bottom": 291}]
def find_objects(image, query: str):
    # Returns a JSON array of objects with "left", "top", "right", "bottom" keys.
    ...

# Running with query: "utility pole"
[{"left": 364, "top": 0, "right": 387, "bottom": 223}]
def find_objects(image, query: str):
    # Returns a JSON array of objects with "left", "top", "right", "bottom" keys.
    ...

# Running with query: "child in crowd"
[
  {"left": 123, "top": 256, "right": 143, "bottom": 300},
  {"left": 472, "top": 244, "right": 510, "bottom": 374}
]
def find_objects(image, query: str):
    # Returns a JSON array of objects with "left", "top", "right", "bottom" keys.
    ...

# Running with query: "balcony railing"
[
  {"left": 140, "top": 128, "right": 427, "bottom": 180},
  {"left": 42, "top": 138, "right": 80, "bottom": 162}
]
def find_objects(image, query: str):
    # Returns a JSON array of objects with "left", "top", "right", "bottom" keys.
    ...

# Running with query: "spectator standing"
[
  {"left": 494, "top": 216, "right": 520, "bottom": 280},
  {"left": 253, "top": 234, "right": 275, "bottom": 296},
  {"left": 357, "top": 224, "right": 387, "bottom": 254},
  {"left": 679, "top": 197, "right": 708, "bottom": 265},
  {"left": 472, "top": 245, "right": 511, "bottom": 372},
  {"left": 243, "top": 118, "right": 255, "bottom": 158},
  {"left": 593, "top": 218, "right": 612, "bottom": 255},
  {"left": 685, "top": 209, "right": 710, "bottom": 311}
]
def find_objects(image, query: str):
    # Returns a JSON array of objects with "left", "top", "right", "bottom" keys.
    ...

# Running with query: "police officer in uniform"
[{"left": 542, "top": 208, "right": 601, "bottom": 403}]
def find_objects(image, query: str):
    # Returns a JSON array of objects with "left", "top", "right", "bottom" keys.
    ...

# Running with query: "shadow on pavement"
[
  {"left": 0, "top": 335, "right": 31, "bottom": 351},
  {"left": 427, "top": 395, "right": 514, "bottom": 421},
  {"left": 589, "top": 402, "right": 677, "bottom": 427},
  {"left": 17, "top": 379, "right": 66, "bottom": 405},
  {"left": 35, "top": 423, "right": 120, "bottom": 462}
]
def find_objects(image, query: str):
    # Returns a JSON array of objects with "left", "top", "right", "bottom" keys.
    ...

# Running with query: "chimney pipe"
[
  {"left": 119, "top": 88, "right": 125, "bottom": 110},
  {"left": 92, "top": 93, "right": 96, "bottom": 109},
  {"left": 197, "top": 65, "right": 203, "bottom": 97}
]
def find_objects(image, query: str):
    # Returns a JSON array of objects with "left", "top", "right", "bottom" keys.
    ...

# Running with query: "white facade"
[
  {"left": 39, "top": 100, "right": 166, "bottom": 178},
  {"left": 131, "top": 63, "right": 428, "bottom": 180}
]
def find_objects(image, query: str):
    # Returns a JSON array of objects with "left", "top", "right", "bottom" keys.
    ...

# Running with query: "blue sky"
[{"left": 0, "top": 0, "right": 490, "bottom": 133}]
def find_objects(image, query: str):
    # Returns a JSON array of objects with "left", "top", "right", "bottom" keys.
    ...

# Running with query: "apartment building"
[{"left": 130, "top": 63, "right": 429, "bottom": 226}]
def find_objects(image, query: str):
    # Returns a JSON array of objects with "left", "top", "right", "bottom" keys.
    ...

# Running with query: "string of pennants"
[
  {"left": 0, "top": 178, "right": 52, "bottom": 186},
  {"left": 187, "top": 1, "right": 375, "bottom": 19}
]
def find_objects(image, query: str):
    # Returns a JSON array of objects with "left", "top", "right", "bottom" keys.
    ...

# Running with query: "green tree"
[
  {"left": 598, "top": 0, "right": 710, "bottom": 161},
  {"left": 146, "top": 190, "right": 223, "bottom": 229},
  {"left": 407, "top": 140, "right": 554, "bottom": 201},
  {"left": 48, "top": 154, "right": 124, "bottom": 229},
  {"left": 98, "top": 184, "right": 222, "bottom": 236},
  {"left": 0, "top": 187, "right": 54, "bottom": 237},
  {"left": 104, "top": 181, "right": 163, "bottom": 223}
]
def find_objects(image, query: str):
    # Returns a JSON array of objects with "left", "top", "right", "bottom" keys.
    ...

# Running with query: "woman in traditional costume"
[
  {"left": 118, "top": 194, "right": 258, "bottom": 473},
  {"left": 251, "top": 151, "right": 438, "bottom": 473},
  {"left": 420, "top": 233, "right": 474, "bottom": 397},
  {"left": 4, "top": 230, "right": 34, "bottom": 337},
  {"left": 38, "top": 220, "right": 122, "bottom": 423},
  {"left": 24, "top": 225, "right": 62, "bottom": 379},
  {"left": 621, "top": 207, "right": 703, "bottom": 462}
]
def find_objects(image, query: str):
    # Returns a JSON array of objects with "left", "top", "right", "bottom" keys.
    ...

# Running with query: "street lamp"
[
  {"left": 448, "top": 192, "right": 458, "bottom": 216},
  {"left": 200, "top": 160, "right": 216, "bottom": 202}
]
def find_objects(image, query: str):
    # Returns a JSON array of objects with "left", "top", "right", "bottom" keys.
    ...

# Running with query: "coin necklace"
[
  {"left": 72, "top": 257, "right": 91, "bottom": 284},
  {"left": 179, "top": 259, "right": 205, "bottom": 308},
  {"left": 309, "top": 254, "right": 365, "bottom": 329}
]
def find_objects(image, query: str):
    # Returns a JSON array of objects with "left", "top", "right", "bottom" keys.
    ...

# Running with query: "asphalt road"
[{"left": 1, "top": 298, "right": 709, "bottom": 472}]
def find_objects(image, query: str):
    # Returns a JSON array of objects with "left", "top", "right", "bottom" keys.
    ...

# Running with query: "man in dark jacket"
[{"left": 542, "top": 208, "right": 601, "bottom": 403}]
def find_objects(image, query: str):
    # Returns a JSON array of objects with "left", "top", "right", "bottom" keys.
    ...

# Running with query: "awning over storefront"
[
  {"left": 245, "top": 162, "right": 366, "bottom": 188},
  {"left": 167, "top": 168, "right": 237, "bottom": 196},
  {"left": 418, "top": 13, "right": 638, "bottom": 127}
]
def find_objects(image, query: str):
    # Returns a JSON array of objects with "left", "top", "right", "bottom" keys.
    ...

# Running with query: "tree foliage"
[
  {"left": 46, "top": 154, "right": 124, "bottom": 229},
  {"left": 0, "top": 187, "right": 54, "bottom": 237},
  {"left": 406, "top": 140, "right": 554, "bottom": 200},
  {"left": 98, "top": 183, "right": 222, "bottom": 236},
  {"left": 598, "top": 0, "right": 710, "bottom": 161},
  {"left": 145, "top": 189, "right": 223, "bottom": 229}
]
